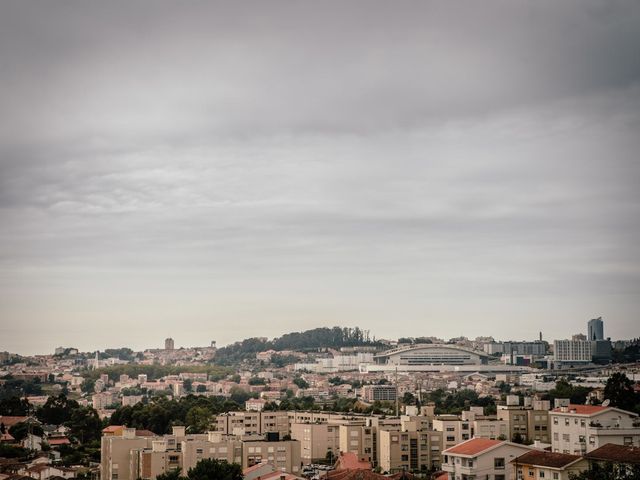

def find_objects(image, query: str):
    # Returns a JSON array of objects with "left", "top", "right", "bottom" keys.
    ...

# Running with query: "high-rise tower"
[{"left": 587, "top": 317, "right": 604, "bottom": 341}]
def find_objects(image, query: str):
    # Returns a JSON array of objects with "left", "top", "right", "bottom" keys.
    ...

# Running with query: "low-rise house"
[
  {"left": 511, "top": 450, "right": 588, "bottom": 480},
  {"left": 442, "top": 438, "right": 533, "bottom": 480},
  {"left": 583, "top": 443, "right": 640, "bottom": 478}
]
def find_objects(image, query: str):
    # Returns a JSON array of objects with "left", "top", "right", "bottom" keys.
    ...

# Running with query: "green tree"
[
  {"left": 186, "top": 458, "right": 242, "bottom": 480},
  {"left": 185, "top": 407, "right": 211, "bottom": 434},
  {"left": 0, "top": 396, "right": 30, "bottom": 415},
  {"left": 9, "top": 421, "right": 44, "bottom": 442},
  {"left": 66, "top": 406, "right": 103, "bottom": 443},
  {"left": 293, "top": 377, "right": 309, "bottom": 389},
  {"left": 156, "top": 469, "right": 184, "bottom": 480},
  {"left": 81, "top": 379, "right": 96, "bottom": 394},
  {"left": 569, "top": 461, "right": 640, "bottom": 479},
  {"left": 38, "top": 394, "right": 79, "bottom": 425},
  {"left": 603, "top": 373, "right": 638, "bottom": 413}
]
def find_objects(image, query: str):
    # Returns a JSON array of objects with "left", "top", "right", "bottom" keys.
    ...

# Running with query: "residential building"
[
  {"left": 378, "top": 428, "right": 442, "bottom": 473},
  {"left": 584, "top": 443, "right": 640, "bottom": 478},
  {"left": 442, "top": 438, "right": 533, "bottom": 480},
  {"left": 101, "top": 426, "right": 302, "bottom": 479},
  {"left": 550, "top": 404, "right": 640, "bottom": 454},
  {"left": 339, "top": 425, "right": 375, "bottom": 462},
  {"left": 290, "top": 422, "right": 340, "bottom": 464},
  {"left": 553, "top": 340, "right": 592, "bottom": 366},
  {"left": 164, "top": 338, "right": 174, "bottom": 351},
  {"left": 361, "top": 385, "right": 397, "bottom": 402},
  {"left": 212, "top": 411, "right": 289, "bottom": 438},
  {"left": 433, "top": 415, "right": 471, "bottom": 450},
  {"left": 511, "top": 450, "right": 588, "bottom": 480}
]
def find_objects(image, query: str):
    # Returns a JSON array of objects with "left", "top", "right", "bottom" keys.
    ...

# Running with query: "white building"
[
  {"left": 553, "top": 340, "right": 592, "bottom": 366},
  {"left": 550, "top": 404, "right": 640, "bottom": 455},
  {"left": 442, "top": 438, "right": 532, "bottom": 480}
]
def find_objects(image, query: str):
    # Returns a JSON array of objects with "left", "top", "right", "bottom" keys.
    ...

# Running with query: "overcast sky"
[{"left": 1, "top": 1, "right": 639, "bottom": 355}]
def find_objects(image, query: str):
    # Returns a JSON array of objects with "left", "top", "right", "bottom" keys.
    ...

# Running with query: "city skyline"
[{"left": 1, "top": 1, "right": 640, "bottom": 355}]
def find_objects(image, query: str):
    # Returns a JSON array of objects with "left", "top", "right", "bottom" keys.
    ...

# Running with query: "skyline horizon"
[{"left": 3, "top": 314, "right": 633, "bottom": 357}]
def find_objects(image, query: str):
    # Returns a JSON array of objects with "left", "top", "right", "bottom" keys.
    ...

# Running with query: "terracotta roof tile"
[
  {"left": 551, "top": 405, "right": 607, "bottom": 415},
  {"left": 585, "top": 443, "right": 640, "bottom": 464},
  {"left": 444, "top": 438, "right": 502, "bottom": 456},
  {"left": 512, "top": 450, "right": 581, "bottom": 468}
]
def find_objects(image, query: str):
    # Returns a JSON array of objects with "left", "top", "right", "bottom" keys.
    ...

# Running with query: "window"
[
  {"left": 565, "top": 419, "right": 570, "bottom": 426},
  {"left": 580, "top": 420, "right": 585, "bottom": 427},
  {"left": 529, "top": 470, "right": 535, "bottom": 477},
  {"left": 496, "top": 476, "right": 505, "bottom": 480},
  {"left": 553, "top": 474, "right": 559, "bottom": 480},
  {"left": 495, "top": 458, "right": 505, "bottom": 469},
  {"left": 553, "top": 417, "right": 558, "bottom": 425},
  {"left": 447, "top": 436, "right": 455, "bottom": 442},
  {"left": 196, "top": 448, "right": 203, "bottom": 454},
  {"left": 624, "top": 437, "right": 633, "bottom": 446},
  {"left": 540, "top": 472, "right": 545, "bottom": 478}
]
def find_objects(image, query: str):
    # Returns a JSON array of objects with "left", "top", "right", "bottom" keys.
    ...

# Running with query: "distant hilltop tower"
[
  {"left": 588, "top": 317, "right": 604, "bottom": 341},
  {"left": 165, "top": 337, "right": 175, "bottom": 351}
]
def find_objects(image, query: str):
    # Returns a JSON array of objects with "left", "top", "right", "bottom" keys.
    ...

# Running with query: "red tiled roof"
[
  {"left": 135, "top": 429, "right": 156, "bottom": 437},
  {"left": 243, "top": 461, "right": 272, "bottom": 474},
  {"left": 335, "top": 452, "right": 371, "bottom": 471},
  {"left": 259, "top": 472, "right": 305, "bottom": 480},
  {"left": 325, "top": 471, "right": 386, "bottom": 480},
  {"left": 551, "top": 405, "right": 607, "bottom": 415},
  {"left": 433, "top": 473, "right": 448, "bottom": 480},
  {"left": 585, "top": 444, "right": 640, "bottom": 464},
  {"left": 0, "top": 433, "right": 15, "bottom": 442},
  {"left": 511, "top": 450, "right": 582, "bottom": 468},
  {"left": 102, "top": 425, "right": 123, "bottom": 433},
  {"left": 444, "top": 438, "right": 502, "bottom": 456},
  {"left": 48, "top": 437, "right": 71, "bottom": 445},
  {"left": 0, "top": 416, "right": 30, "bottom": 428}
]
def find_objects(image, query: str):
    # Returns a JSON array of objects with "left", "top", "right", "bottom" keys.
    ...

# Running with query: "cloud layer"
[{"left": 1, "top": 1, "right": 639, "bottom": 354}]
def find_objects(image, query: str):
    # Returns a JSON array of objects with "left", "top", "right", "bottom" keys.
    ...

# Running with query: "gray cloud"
[{"left": 1, "top": 1, "right": 639, "bottom": 354}]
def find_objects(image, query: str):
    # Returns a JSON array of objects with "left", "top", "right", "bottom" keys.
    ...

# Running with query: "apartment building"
[
  {"left": 101, "top": 428, "right": 156, "bottom": 480},
  {"left": 361, "top": 385, "right": 397, "bottom": 402},
  {"left": 101, "top": 426, "right": 302, "bottom": 479},
  {"left": 433, "top": 415, "right": 471, "bottom": 450},
  {"left": 550, "top": 404, "right": 640, "bottom": 454},
  {"left": 378, "top": 428, "right": 442, "bottom": 473},
  {"left": 181, "top": 433, "right": 242, "bottom": 470},
  {"left": 339, "top": 425, "right": 376, "bottom": 462},
  {"left": 212, "top": 411, "right": 289, "bottom": 438},
  {"left": 497, "top": 401, "right": 550, "bottom": 444},
  {"left": 442, "top": 438, "right": 532, "bottom": 480},
  {"left": 510, "top": 450, "right": 587, "bottom": 480},
  {"left": 241, "top": 438, "right": 301, "bottom": 473},
  {"left": 553, "top": 340, "right": 592, "bottom": 367},
  {"left": 290, "top": 423, "right": 340, "bottom": 464}
]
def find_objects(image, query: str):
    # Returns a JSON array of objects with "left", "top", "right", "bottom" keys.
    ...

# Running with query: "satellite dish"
[{"left": 602, "top": 399, "right": 610, "bottom": 407}]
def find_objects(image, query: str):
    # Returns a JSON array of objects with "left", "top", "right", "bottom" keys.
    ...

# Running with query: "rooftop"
[
  {"left": 444, "top": 438, "right": 502, "bottom": 456},
  {"left": 551, "top": 405, "right": 607, "bottom": 415},
  {"left": 585, "top": 443, "right": 640, "bottom": 465},
  {"left": 512, "top": 450, "right": 582, "bottom": 468}
]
